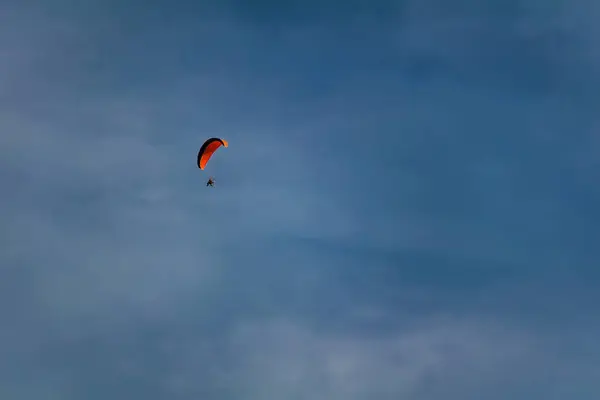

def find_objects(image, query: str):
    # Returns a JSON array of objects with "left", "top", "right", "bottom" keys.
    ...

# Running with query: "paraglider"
[{"left": 197, "top": 137, "right": 228, "bottom": 187}]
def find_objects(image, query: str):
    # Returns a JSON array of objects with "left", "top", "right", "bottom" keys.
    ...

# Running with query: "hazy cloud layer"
[{"left": 1, "top": 0, "right": 599, "bottom": 399}]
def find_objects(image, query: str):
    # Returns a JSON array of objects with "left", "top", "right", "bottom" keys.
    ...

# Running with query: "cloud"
[
  {"left": 161, "top": 316, "right": 532, "bottom": 400},
  {"left": 1, "top": 0, "right": 600, "bottom": 399}
]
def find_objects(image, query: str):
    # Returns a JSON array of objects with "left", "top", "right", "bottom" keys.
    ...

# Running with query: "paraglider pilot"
[{"left": 197, "top": 137, "right": 228, "bottom": 188}]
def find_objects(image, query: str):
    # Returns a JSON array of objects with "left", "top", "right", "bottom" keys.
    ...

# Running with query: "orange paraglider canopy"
[{"left": 197, "top": 137, "right": 228, "bottom": 170}]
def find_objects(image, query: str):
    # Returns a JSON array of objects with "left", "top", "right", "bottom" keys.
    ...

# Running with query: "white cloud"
[{"left": 161, "top": 316, "right": 532, "bottom": 400}]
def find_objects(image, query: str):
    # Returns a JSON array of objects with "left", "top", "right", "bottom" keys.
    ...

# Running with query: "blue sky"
[{"left": 1, "top": 0, "right": 599, "bottom": 398}]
